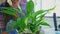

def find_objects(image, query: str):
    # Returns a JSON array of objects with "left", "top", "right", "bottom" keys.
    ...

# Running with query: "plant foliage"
[{"left": 0, "top": 0, "right": 56, "bottom": 34}]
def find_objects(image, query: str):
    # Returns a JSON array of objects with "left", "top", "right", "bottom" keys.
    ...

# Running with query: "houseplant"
[{"left": 0, "top": 0, "right": 56, "bottom": 34}]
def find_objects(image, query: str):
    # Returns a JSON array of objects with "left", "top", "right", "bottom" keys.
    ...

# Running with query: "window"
[
  {"left": 34, "top": 0, "right": 60, "bottom": 16},
  {"left": 34, "top": 0, "right": 60, "bottom": 32}
]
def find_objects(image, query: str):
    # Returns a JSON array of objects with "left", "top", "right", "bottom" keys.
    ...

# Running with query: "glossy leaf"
[
  {"left": 26, "top": 0, "right": 34, "bottom": 14},
  {"left": 17, "top": 18, "right": 26, "bottom": 31},
  {"left": 28, "top": 23, "right": 38, "bottom": 33},
  {"left": 1, "top": 7, "right": 25, "bottom": 16},
  {"left": 2, "top": 10, "right": 17, "bottom": 17},
  {"left": 45, "top": 6, "right": 56, "bottom": 12},
  {"left": 37, "top": 21, "right": 50, "bottom": 27},
  {"left": 32, "top": 10, "right": 45, "bottom": 18}
]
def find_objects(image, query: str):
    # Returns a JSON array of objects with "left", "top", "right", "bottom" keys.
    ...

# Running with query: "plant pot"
[
  {"left": 23, "top": 33, "right": 31, "bottom": 34},
  {"left": 23, "top": 29, "right": 40, "bottom": 34}
]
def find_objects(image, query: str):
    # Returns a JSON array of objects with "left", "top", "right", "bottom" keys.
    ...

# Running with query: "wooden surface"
[{"left": 2, "top": 31, "right": 8, "bottom": 34}]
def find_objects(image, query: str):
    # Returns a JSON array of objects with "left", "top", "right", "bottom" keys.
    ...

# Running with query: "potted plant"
[{"left": 0, "top": 0, "right": 56, "bottom": 34}]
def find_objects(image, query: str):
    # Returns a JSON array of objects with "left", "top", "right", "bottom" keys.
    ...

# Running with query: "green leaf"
[
  {"left": 32, "top": 10, "right": 45, "bottom": 18},
  {"left": 37, "top": 21, "right": 50, "bottom": 27},
  {"left": 26, "top": 0, "right": 34, "bottom": 14},
  {"left": 33, "top": 14, "right": 46, "bottom": 25},
  {"left": 32, "top": 6, "right": 56, "bottom": 18},
  {"left": 13, "top": 18, "right": 26, "bottom": 32},
  {"left": 17, "top": 18, "right": 26, "bottom": 32},
  {"left": 4, "top": 7, "right": 25, "bottom": 16},
  {"left": 12, "top": 21, "right": 18, "bottom": 29},
  {"left": 28, "top": 23, "right": 38, "bottom": 33},
  {"left": 2, "top": 10, "right": 17, "bottom": 17},
  {"left": 25, "top": 17, "right": 28, "bottom": 25},
  {"left": 45, "top": 6, "right": 56, "bottom": 12},
  {"left": 36, "top": 13, "right": 47, "bottom": 21},
  {"left": 17, "top": 18, "right": 21, "bottom": 23}
]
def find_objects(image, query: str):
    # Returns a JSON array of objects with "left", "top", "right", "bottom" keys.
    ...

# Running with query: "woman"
[
  {"left": 0, "top": 0, "right": 20, "bottom": 34},
  {"left": 5, "top": 0, "right": 20, "bottom": 34}
]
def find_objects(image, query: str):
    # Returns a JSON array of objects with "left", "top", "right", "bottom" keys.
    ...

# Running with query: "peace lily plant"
[{"left": 1, "top": 0, "right": 56, "bottom": 34}]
